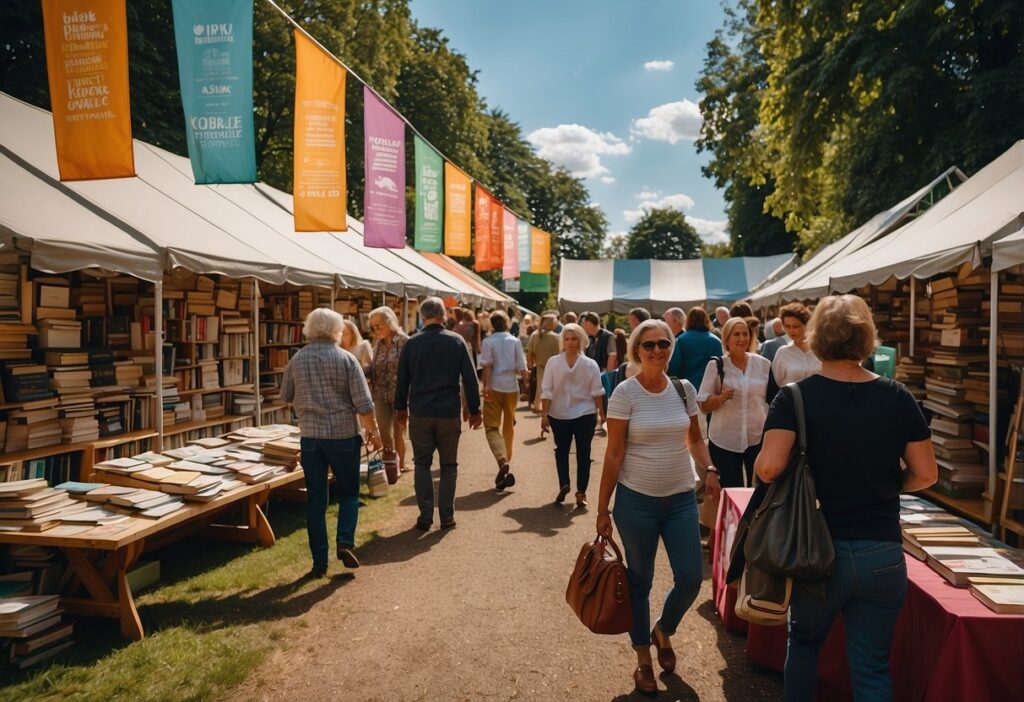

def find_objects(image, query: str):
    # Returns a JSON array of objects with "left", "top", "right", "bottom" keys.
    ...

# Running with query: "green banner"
[
  {"left": 414, "top": 136, "right": 444, "bottom": 251},
  {"left": 519, "top": 271, "right": 550, "bottom": 293}
]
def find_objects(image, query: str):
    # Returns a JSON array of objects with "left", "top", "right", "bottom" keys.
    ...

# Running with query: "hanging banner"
[
  {"left": 489, "top": 196, "right": 503, "bottom": 272},
  {"left": 444, "top": 162, "right": 471, "bottom": 256},
  {"left": 517, "top": 219, "right": 531, "bottom": 273},
  {"left": 41, "top": 0, "right": 134, "bottom": 180},
  {"left": 414, "top": 136, "right": 443, "bottom": 252},
  {"left": 530, "top": 227, "right": 551, "bottom": 274},
  {"left": 473, "top": 185, "right": 495, "bottom": 272},
  {"left": 520, "top": 271, "right": 551, "bottom": 293},
  {"left": 171, "top": 0, "right": 256, "bottom": 184},
  {"left": 292, "top": 31, "right": 347, "bottom": 231},
  {"left": 363, "top": 86, "right": 406, "bottom": 248},
  {"left": 502, "top": 208, "right": 518, "bottom": 279}
]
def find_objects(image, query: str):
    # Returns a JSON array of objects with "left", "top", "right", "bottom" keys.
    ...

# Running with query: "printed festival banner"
[
  {"left": 443, "top": 162, "right": 471, "bottom": 256},
  {"left": 292, "top": 31, "right": 347, "bottom": 232},
  {"left": 488, "top": 195, "right": 503, "bottom": 272},
  {"left": 502, "top": 208, "right": 518, "bottom": 279},
  {"left": 171, "top": 0, "right": 256, "bottom": 184},
  {"left": 530, "top": 226, "right": 551, "bottom": 274},
  {"left": 520, "top": 271, "right": 551, "bottom": 293},
  {"left": 473, "top": 185, "right": 495, "bottom": 272},
  {"left": 517, "top": 219, "right": 531, "bottom": 273},
  {"left": 363, "top": 86, "right": 406, "bottom": 248},
  {"left": 41, "top": 0, "right": 135, "bottom": 180},
  {"left": 413, "top": 136, "right": 444, "bottom": 252}
]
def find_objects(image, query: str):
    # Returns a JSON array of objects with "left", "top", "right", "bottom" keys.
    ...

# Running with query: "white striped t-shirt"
[{"left": 607, "top": 376, "right": 698, "bottom": 497}]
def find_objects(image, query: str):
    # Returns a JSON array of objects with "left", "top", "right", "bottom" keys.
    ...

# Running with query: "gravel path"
[{"left": 231, "top": 407, "right": 783, "bottom": 701}]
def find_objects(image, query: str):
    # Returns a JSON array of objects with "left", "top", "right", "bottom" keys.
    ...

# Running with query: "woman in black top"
[{"left": 755, "top": 294, "right": 937, "bottom": 702}]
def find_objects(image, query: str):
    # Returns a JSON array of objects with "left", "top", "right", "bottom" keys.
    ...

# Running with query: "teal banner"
[
  {"left": 517, "top": 219, "right": 531, "bottom": 272},
  {"left": 172, "top": 0, "right": 256, "bottom": 183},
  {"left": 414, "top": 135, "right": 443, "bottom": 251}
]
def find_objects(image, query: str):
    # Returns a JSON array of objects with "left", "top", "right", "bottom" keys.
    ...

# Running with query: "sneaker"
[
  {"left": 337, "top": 546, "right": 360, "bottom": 569},
  {"left": 498, "top": 472, "right": 516, "bottom": 490}
]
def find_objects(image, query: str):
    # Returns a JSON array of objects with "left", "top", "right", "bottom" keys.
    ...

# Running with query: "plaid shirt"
[{"left": 280, "top": 340, "right": 374, "bottom": 439}]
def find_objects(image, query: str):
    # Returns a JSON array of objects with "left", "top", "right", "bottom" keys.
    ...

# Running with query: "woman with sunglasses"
[
  {"left": 697, "top": 317, "right": 771, "bottom": 489},
  {"left": 596, "top": 319, "right": 717, "bottom": 696}
]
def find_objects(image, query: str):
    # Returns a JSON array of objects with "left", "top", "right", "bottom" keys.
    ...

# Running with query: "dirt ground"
[{"left": 231, "top": 406, "right": 784, "bottom": 702}]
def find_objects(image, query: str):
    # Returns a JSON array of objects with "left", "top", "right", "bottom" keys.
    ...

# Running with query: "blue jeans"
[
  {"left": 785, "top": 539, "right": 907, "bottom": 702},
  {"left": 300, "top": 435, "right": 363, "bottom": 570},
  {"left": 613, "top": 483, "right": 703, "bottom": 647}
]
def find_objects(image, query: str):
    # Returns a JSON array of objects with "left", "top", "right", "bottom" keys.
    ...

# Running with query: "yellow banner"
[
  {"left": 292, "top": 31, "right": 347, "bottom": 232},
  {"left": 444, "top": 162, "right": 472, "bottom": 256},
  {"left": 530, "top": 227, "right": 551, "bottom": 274},
  {"left": 42, "top": 0, "right": 135, "bottom": 180}
]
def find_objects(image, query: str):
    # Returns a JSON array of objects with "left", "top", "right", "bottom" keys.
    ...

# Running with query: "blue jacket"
[{"left": 674, "top": 330, "right": 723, "bottom": 391}]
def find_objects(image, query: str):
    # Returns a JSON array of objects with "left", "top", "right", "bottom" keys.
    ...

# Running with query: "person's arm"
[
  {"left": 479, "top": 339, "right": 493, "bottom": 402},
  {"left": 754, "top": 428, "right": 796, "bottom": 483},
  {"left": 696, "top": 359, "right": 733, "bottom": 413},
  {"left": 539, "top": 358, "right": 557, "bottom": 431},
  {"left": 516, "top": 343, "right": 528, "bottom": 384},
  {"left": 606, "top": 352, "right": 618, "bottom": 373},
  {"left": 590, "top": 364, "right": 606, "bottom": 424},
  {"left": 689, "top": 416, "right": 720, "bottom": 501},
  {"left": 596, "top": 417, "right": 628, "bottom": 538},
  {"left": 902, "top": 439, "right": 938, "bottom": 492},
  {"left": 357, "top": 411, "right": 382, "bottom": 451},
  {"left": 280, "top": 358, "right": 295, "bottom": 404},
  {"left": 460, "top": 342, "right": 482, "bottom": 427}
]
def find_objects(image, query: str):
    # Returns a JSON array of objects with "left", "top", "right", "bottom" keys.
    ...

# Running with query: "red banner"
[{"left": 474, "top": 186, "right": 503, "bottom": 272}]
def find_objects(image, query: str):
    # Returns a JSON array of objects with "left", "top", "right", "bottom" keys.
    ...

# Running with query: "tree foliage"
[{"left": 625, "top": 208, "right": 702, "bottom": 260}]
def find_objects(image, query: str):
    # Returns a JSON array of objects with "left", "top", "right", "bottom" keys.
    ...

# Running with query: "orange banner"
[
  {"left": 473, "top": 185, "right": 497, "bottom": 272},
  {"left": 292, "top": 31, "right": 347, "bottom": 232},
  {"left": 42, "top": 0, "right": 134, "bottom": 180},
  {"left": 530, "top": 227, "right": 551, "bottom": 274},
  {"left": 444, "top": 162, "right": 471, "bottom": 256}
]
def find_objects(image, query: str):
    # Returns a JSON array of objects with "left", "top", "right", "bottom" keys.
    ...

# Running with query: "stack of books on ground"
[
  {"left": 0, "top": 595, "right": 73, "bottom": 669},
  {"left": 895, "top": 356, "right": 926, "bottom": 401}
]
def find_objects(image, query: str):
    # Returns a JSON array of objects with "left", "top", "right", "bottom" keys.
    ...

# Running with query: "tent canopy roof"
[{"left": 993, "top": 227, "right": 1024, "bottom": 273}]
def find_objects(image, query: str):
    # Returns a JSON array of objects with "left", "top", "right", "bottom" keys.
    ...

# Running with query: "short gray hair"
[
  {"left": 303, "top": 307, "right": 345, "bottom": 342},
  {"left": 419, "top": 296, "right": 445, "bottom": 321},
  {"left": 369, "top": 306, "right": 401, "bottom": 333},
  {"left": 560, "top": 322, "right": 589, "bottom": 350},
  {"left": 664, "top": 307, "right": 685, "bottom": 326}
]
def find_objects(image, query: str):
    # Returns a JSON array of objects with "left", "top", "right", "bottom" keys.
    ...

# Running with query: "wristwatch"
[{"left": 706, "top": 465, "right": 719, "bottom": 475}]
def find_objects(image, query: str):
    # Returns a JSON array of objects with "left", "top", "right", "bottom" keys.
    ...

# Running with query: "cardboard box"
[{"left": 38, "top": 285, "right": 70, "bottom": 308}]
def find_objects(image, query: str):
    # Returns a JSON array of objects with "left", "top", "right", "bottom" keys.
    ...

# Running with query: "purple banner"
[{"left": 363, "top": 86, "right": 406, "bottom": 248}]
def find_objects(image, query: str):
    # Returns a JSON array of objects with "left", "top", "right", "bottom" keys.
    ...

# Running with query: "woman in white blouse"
[
  {"left": 772, "top": 302, "right": 821, "bottom": 386},
  {"left": 596, "top": 319, "right": 718, "bottom": 696},
  {"left": 698, "top": 317, "right": 771, "bottom": 488},
  {"left": 341, "top": 319, "right": 373, "bottom": 374},
  {"left": 540, "top": 323, "right": 605, "bottom": 507}
]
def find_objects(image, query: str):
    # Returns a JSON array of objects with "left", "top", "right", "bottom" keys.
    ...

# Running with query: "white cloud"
[
  {"left": 527, "top": 124, "right": 631, "bottom": 178},
  {"left": 690, "top": 217, "right": 730, "bottom": 244},
  {"left": 634, "top": 190, "right": 660, "bottom": 200},
  {"left": 622, "top": 192, "right": 696, "bottom": 223},
  {"left": 643, "top": 60, "right": 674, "bottom": 72},
  {"left": 631, "top": 99, "right": 703, "bottom": 144},
  {"left": 600, "top": 176, "right": 616, "bottom": 184}
]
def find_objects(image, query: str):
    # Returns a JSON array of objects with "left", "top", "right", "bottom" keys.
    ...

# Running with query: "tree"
[
  {"left": 625, "top": 208, "right": 702, "bottom": 260},
  {"left": 603, "top": 233, "right": 629, "bottom": 259},
  {"left": 700, "top": 241, "right": 733, "bottom": 258}
]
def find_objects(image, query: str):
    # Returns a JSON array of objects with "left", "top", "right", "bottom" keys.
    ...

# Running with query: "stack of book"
[
  {"left": 0, "top": 479, "right": 78, "bottom": 532},
  {"left": 923, "top": 546, "right": 1024, "bottom": 588},
  {"left": 36, "top": 319, "right": 80, "bottom": 349},
  {"left": 261, "top": 438, "right": 301, "bottom": 470},
  {"left": 231, "top": 393, "right": 263, "bottom": 416},
  {"left": 0, "top": 251, "right": 23, "bottom": 322},
  {"left": 1, "top": 361, "right": 56, "bottom": 404},
  {"left": 71, "top": 276, "right": 106, "bottom": 317},
  {"left": 895, "top": 356, "right": 926, "bottom": 400},
  {"left": 0, "top": 595, "right": 73, "bottom": 669},
  {"left": 6, "top": 400, "right": 62, "bottom": 452}
]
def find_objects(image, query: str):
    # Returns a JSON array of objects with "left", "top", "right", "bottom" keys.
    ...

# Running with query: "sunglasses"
[{"left": 639, "top": 339, "right": 672, "bottom": 351}]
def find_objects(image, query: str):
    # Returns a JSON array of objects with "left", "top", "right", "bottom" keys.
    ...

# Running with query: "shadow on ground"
[
  {"left": 357, "top": 524, "right": 452, "bottom": 565},
  {"left": 503, "top": 502, "right": 587, "bottom": 537}
]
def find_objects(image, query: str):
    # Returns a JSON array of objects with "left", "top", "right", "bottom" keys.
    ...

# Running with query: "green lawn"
[{"left": 1, "top": 480, "right": 412, "bottom": 702}]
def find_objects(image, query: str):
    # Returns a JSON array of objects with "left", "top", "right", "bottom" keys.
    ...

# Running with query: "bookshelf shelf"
[
  {"left": 0, "top": 439, "right": 100, "bottom": 465},
  {"left": 90, "top": 429, "right": 158, "bottom": 449},
  {"left": 922, "top": 488, "right": 991, "bottom": 526},
  {"left": 177, "top": 384, "right": 253, "bottom": 398},
  {"left": 161, "top": 414, "right": 251, "bottom": 437},
  {"left": 261, "top": 343, "right": 302, "bottom": 348}
]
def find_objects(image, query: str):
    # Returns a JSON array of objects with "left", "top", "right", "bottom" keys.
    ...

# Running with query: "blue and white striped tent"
[{"left": 557, "top": 253, "right": 797, "bottom": 315}]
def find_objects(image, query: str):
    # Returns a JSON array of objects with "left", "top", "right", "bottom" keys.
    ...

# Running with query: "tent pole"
[
  {"left": 252, "top": 277, "right": 262, "bottom": 427},
  {"left": 331, "top": 278, "right": 338, "bottom": 310},
  {"left": 908, "top": 278, "right": 916, "bottom": 357},
  {"left": 989, "top": 269, "right": 998, "bottom": 514},
  {"left": 402, "top": 295, "right": 410, "bottom": 334},
  {"left": 154, "top": 279, "right": 164, "bottom": 452}
]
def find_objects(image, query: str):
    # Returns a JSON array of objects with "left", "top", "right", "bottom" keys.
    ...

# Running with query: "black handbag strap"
[{"left": 786, "top": 382, "right": 807, "bottom": 453}]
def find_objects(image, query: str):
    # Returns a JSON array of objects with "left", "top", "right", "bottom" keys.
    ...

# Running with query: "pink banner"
[
  {"left": 363, "top": 86, "right": 406, "bottom": 248},
  {"left": 502, "top": 209, "right": 519, "bottom": 279}
]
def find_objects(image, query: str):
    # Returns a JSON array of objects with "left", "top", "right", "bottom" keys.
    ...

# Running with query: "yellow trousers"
[{"left": 483, "top": 390, "right": 518, "bottom": 463}]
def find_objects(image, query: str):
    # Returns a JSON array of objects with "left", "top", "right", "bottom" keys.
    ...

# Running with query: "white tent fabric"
[
  {"left": 993, "top": 227, "right": 1024, "bottom": 272},
  {"left": 749, "top": 166, "right": 967, "bottom": 307},
  {"left": 558, "top": 259, "right": 616, "bottom": 312},
  {"left": 0, "top": 147, "right": 163, "bottom": 281},
  {"left": 649, "top": 259, "right": 708, "bottom": 311},
  {"left": 824, "top": 141, "right": 1024, "bottom": 293}
]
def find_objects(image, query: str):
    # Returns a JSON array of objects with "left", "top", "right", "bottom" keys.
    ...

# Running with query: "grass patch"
[{"left": 1, "top": 480, "right": 413, "bottom": 702}]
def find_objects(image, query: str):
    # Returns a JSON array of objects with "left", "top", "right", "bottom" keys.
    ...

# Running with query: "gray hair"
[
  {"left": 627, "top": 319, "right": 675, "bottom": 364},
  {"left": 303, "top": 307, "right": 345, "bottom": 342},
  {"left": 419, "top": 296, "right": 445, "bottom": 321},
  {"left": 715, "top": 306, "right": 730, "bottom": 317},
  {"left": 369, "top": 306, "right": 401, "bottom": 333},
  {"left": 560, "top": 322, "right": 589, "bottom": 350},
  {"left": 764, "top": 317, "right": 781, "bottom": 341},
  {"left": 664, "top": 307, "right": 686, "bottom": 326}
]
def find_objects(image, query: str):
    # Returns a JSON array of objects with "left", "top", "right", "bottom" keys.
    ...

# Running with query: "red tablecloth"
[{"left": 712, "top": 488, "right": 1024, "bottom": 702}]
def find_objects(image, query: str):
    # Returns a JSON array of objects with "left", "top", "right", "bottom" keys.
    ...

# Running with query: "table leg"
[
  {"left": 202, "top": 494, "right": 275, "bottom": 547},
  {"left": 60, "top": 542, "right": 146, "bottom": 641}
]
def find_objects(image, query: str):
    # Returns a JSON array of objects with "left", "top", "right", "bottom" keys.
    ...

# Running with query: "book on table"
[
  {"left": 924, "top": 547, "right": 1024, "bottom": 587},
  {"left": 967, "top": 577, "right": 1024, "bottom": 615}
]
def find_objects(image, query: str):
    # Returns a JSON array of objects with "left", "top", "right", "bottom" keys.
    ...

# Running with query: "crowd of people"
[{"left": 280, "top": 293, "right": 937, "bottom": 700}]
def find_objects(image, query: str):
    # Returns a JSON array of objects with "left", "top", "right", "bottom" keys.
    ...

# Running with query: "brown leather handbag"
[{"left": 566, "top": 534, "right": 633, "bottom": 635}]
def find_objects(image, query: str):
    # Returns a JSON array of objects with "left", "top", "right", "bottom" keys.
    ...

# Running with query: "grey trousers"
[{"left": 409, "top": 416, "right": 462, "bottom": 524}]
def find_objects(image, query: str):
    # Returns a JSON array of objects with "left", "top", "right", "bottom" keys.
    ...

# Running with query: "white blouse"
[
  {"left": 772, "top": 343, "right": 822, "bottom": 387},
  {"left": 697, "top": 353, "right": 771, "bottom": 453},
  {"left": 541, "top": 354, "right": 604, "bottom": 420}
]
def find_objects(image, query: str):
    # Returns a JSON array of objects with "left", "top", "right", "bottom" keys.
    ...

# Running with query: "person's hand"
[
  {"left": 396, "top": 410, "right": 408, "bottom": 427},
  {"left": 596, "top": 513, "right": 613, "bottom": 538},
  {"left": 720, "top": 386, "right": 736, "bottom": 402},
  {"left": 483, "top": 387, "right": 492, "bottom": 403},
  {"left": 541, "top": 413, "right": 550, "bottom": 433},
  {"left": 468, "top": 413, "right": 483, "bottom": 430},
  {"left": 365, "top": 431, "right": 383, "bottom": 452},
  {"left": 705, "top": 471, "right": 722, "bottom": 505}
]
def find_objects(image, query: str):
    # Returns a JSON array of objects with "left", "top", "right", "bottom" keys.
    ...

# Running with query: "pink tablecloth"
[{"left": 712, "top": 488, "right": 1024, "bottom": 702}]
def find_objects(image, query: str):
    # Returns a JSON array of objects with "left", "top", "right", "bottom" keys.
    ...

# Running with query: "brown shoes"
[
  {"left": 575, "top": 492, "right": 588, "bottom": 508},
  {"left": 633, "top": 664, "right": 658, "bottom": 696},
  {"left": 651, "top": 624, "right": 676, "bottom": 674}
]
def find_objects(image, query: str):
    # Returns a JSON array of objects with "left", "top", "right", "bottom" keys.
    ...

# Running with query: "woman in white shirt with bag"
[
  {"left": 698, "top": 317, "right": 771, "bottom": 489},
  {"left": 596, "top": 319, "right": 718, "bottom": 696},
  {"left": 540, "top": 323, "right": 605, "bottom": 508}
]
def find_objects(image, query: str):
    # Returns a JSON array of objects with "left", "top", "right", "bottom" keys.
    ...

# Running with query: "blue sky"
[{"left": 408, "top": 0, "right": 729, "bottom": 248}]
